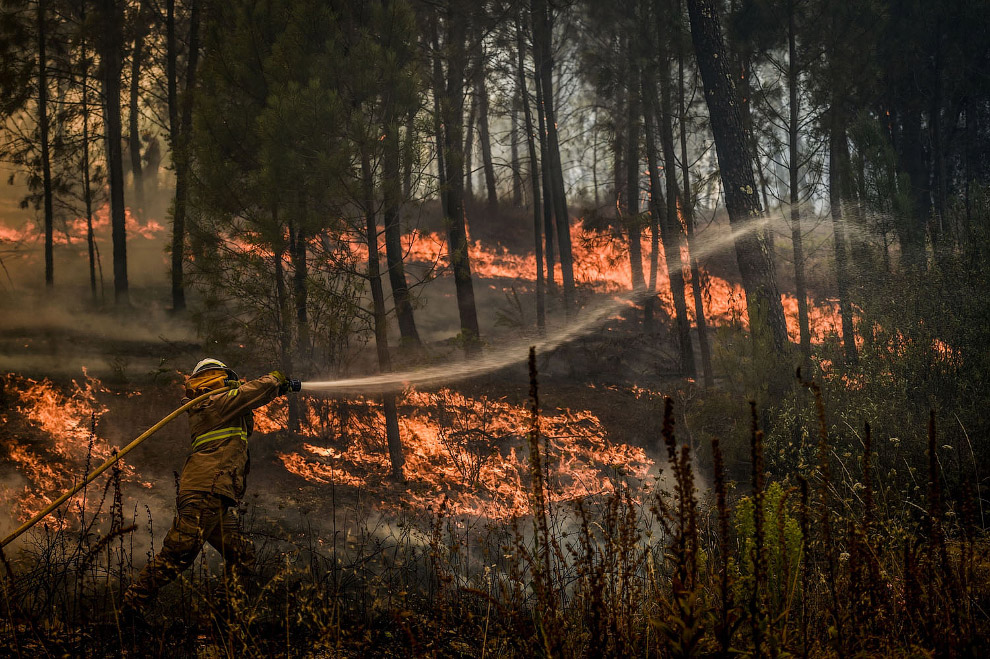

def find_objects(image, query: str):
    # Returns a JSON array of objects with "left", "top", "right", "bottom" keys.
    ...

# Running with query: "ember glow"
[{"left": 267, "top": 389, "right": 653, "bottom": 518}]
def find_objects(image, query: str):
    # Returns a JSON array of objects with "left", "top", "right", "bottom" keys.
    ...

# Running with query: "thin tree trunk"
[
  {"left": 80, "top": 6, "right": 96, "bottom": 302},
  {"left": 430, "top": 17, "right": 448, "bottom": 221},
  {"left": 788, "top": 2, "right": 811, "bottom": 366},
  {"left": 626, "top": 59, "right": 644, "bottom": 291},
  {"left": 402, "top": 109, "right": 415, "bottom": 200},
  {"left": 443, "top": 2, "right": 481, "bottom": 351},
  {"left": 829, "top": 121, "right": 858, "bottom": 366},
  {"left": 651, "top": 66, "right": 697, "bottom": 378},
  {"left": 361, "top": 145, "right": 405, "bottom": 480},
  {"left": 464, "top": 88, "right": 477, "bottom": 200},
  {"left": 384, "top": 112, "right": 422, "bottom": 347},
  {"left": 532, "top": 0, "right": 574, "bottom": 311},
  {"left": 168, "top": 0, "right": 200, "bottom": 313},
  {"left": 476, "top": 63, "right": 498, "bottom": 209},
  {"left": 535, "top": 60, "right": 556, "bottom": 293},
  {"left": 517, "top": 13, "right": 545, "bottom": 330},
  {"left": 38, "top": 0, "right": 54, "bottom": 289},
  {"left": 686, "top": 0, "right": 789, "bottom": 357},
  {"left": 511, "top": 75, "right": 523, "bottom": 207},
  {"left": 288, "top": 212, "right": 309, "bottom": 358},
  {"left": 100, "top": 0, "right": 128, "bottom": 304},
  {"left": 128, "top": 1, "right": 146, "bottom": 210},
  {"left": 679, "top": 45, "right": 713, "bottom": 387}
]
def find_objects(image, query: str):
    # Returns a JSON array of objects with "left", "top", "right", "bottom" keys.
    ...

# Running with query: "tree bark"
[
  {"left": 384, "top": 112, "right": 422, "bottom": 348},
  {"left": 464, "top": 86, "right": 476, "bottom": 200},
  {"left": 475, "top": 60, "right": 498, "bottom": 209},
  {"left": 532, "top": 0, "right": 574, "bottom": 311},
  {"left": 678, "top": 46, "right": 713, "bottom": 387},
  {"left": 626, "top": 58, "right": 644, "bottom": 291},
  {"left": 646, "top": 68, "right": 696, "bottom": 378},
  {"left": 38, "top": 0, "right": 54, "bottom": 289},
  {"left": 788, "top": 2, "right": 811, "bottom": 366},
  {"left": 361, "top": 145, "right": 405, "bottom": 480},
  {"left": 100, "top": 0, "right": 128, "bottom": 304},
  {"left": 686, "top": 0, "right": 788, "bottom": 357},
  {"left": 534, "top": 52, "right": 556, "bottom": 293},
  {"left": 510, "top": 75, "right": 523, "bottom": 207},
  {"left": 516, "top": 13, "right": 545, "bottom": 330},
  {"left": 128, "top": 0, "right": 147, "bottom": 210},
  {"left": 442, "top": 3, "right": 481, "bottom": 351},
  {"left": 80, "top": 18, "right": 97, "bottom": 302},
  {"left": 168, "top": 0, "right": 200, "bottom": 313}
]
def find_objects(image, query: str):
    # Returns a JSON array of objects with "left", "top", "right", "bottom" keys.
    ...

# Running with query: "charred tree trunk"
[
  {"left": 788, "top": 3, "right": 811, "bottom": 366},
  {"left": 829, "top": 121, "right": 858, "bottom": 367},
  {"left": 100, "top": 0, "right": 129, "bottom": 304},
  {"left": 128, "top": 0, "right": 147, "bottom": 210},
  {"left": 38, "top": 0, "right": 54, "bottom": 289},
  {"left": 517, "top": 13, "right": 545, "bottom": 330},
  {"left": 476, "top": 61, "right": 498, "bottom": 209},
  {"left": 626, "top": 60, "right": 645, "bottom": 292},
  {"left": 535, "top": 58, "right": 556, "bottom": 293},
  {"left": 679, "top": 48, "right": 714, "bottom": 387},
  {"left": 532, "top": 0, "right": 574, "bottom": 311},
  {"left": 361, "top": 145, "right": 405, "bottom": 480},
  {"left": 442, "top": 3, "right": 481, "bottom": 351},
  {"left": 430, "top": 17, "right": 448, "bottom": 221},
  {"left": 686, "top": 0, "right": 789, "bottom": 357},
  {"left": 81, "top": 22, "right": 97, "bottom": 302},
  {"left": 167, "top": 0, "right": 200, "bottom": 313},
  {"left": 384, "top": 114, "right": 422, "bottom": 348}
]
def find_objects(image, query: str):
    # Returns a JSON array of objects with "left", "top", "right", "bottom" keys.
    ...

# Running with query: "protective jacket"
[{"left": 177, "top": 374, "right": 282, "bottom": 502}]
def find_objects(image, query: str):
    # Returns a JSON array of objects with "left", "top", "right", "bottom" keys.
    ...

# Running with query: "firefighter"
[{"left": 122, "top": 358, "right": 300, "bottom": 612}]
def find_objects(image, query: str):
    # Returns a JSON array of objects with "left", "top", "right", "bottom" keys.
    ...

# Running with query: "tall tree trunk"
[
  {"left": 517, "top": 13, "right": 545, "bottom": 330},
  {"left": 535, "top": 60, "right": 556, "bottom": 293},
  {"left": 532, "top": 0, "right": 574, "bottom": 311},
  {"left": 38, "top": 0, "right": 54, "bottom": 289},
  {"left": 464, "top": 89, "right": 477, "bottom": 200},
  {"left": 81, "top": 21, "right": 97, "bottom": 302},
  {"left": 829, "top": 121, "right": 858, "bottom": 366},
  {"left": 384, "top": 112, "right": 422, "bottom": 348},
  {"left": 476, "top": 62, "right": 498, "bottom": 209},
  {"left": 128, "top": 1, "right": 146, "bottom": 210},
  {"left": 443, "top": 3, "right": 481, "bottom": 351},
  {"left": 650, "top": 65, "right": 697, "bottom": 378},
  {"left": 686, "top": 0, "right": 788, "bottom": 357},
  {"left": 679, "top": 46, "right": 713, "bottom": 387},
  {"left": 288, "top": 213, "right": 309, "bottom": 358},
  {"left": 168, "top": 0, "right": 200, "bottom": 313},
  {"left": 511, "top": 76, "right": 523, "bottom": 207},
  {"left": 100, "top": 0, "right": 128, "bottom": 304},
  {"left": 430, "top": 16, "right": 448, "bottom": 221},
  {"left": 788, "top": 2, "right": 811, "bottom": 366},
  {"left": 402, "top": 109, "right": 415, "bottom": 200},
  {"left": 361, "top": 146, "right": 405, "bottom": 480},
  {"left": 626, "top": 59, "right": 644, "bottom": 291}
]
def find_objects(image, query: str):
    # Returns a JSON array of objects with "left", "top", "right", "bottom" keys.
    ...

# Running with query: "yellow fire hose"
[{"left": 0, "top": 386, "right": 231, "bottom": 549}]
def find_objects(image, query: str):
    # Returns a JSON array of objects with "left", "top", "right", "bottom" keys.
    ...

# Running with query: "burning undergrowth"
[
  {"left": 0, "top": 372, "right": 148, "bottom": 528},
  {"left": 264, "top": 389, "right": 653, "bottom": 519}
]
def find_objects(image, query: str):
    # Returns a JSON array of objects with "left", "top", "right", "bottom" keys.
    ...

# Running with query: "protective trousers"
[{"left": 123, "top": 492, "right": 255, "bottom": 609}]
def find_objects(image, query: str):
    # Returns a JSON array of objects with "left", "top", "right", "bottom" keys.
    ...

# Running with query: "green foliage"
[{"left": 732, "top": 482, "right": 802, "bottom": 613}]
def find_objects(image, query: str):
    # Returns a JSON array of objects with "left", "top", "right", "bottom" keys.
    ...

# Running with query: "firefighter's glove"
[
  {"left": 269, "top": 370, "right": 298, "bottom": 395},
  {"left": 223, "top": 379, "right": 241, "bottom": 389}
]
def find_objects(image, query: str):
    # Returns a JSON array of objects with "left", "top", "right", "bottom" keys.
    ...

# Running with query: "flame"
[
  {"left": 0, "top": 203, "right": 164, "bottom": 247},
  {"left": 0, "top": 372, "right": 144, "bottom": 524},
  {"left": 269, "top": 388, "right": 652, "bottom": 519}
]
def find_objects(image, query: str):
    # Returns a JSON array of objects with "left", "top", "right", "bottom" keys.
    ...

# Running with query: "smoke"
[{"left": 302, "top": 216, "right": 773, "bottom": 394}]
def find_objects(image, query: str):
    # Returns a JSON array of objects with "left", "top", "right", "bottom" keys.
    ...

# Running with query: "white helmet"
[{"left": 191, "top": 358, "right": 237, "bottom": 380}]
